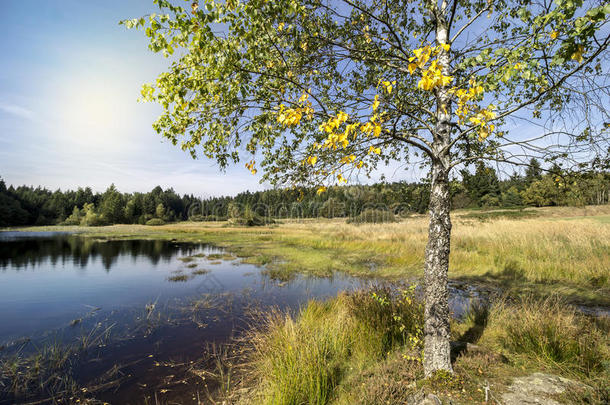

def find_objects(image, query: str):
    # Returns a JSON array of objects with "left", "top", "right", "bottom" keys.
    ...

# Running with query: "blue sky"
[
  {"left": 0, "top": 0, "right": 276, "bottom": 197},
  {"left": 1, "top": 1, "right": 574, "bottom": 197}
]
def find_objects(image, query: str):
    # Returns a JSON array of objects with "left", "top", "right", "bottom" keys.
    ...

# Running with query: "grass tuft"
[{"left": 243, "top": 286, "right": 423, "bottom": 405}]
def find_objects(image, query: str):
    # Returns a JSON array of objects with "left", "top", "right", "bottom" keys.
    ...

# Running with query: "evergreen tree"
[
  {"left": 100, "top": 184, "right": 125, "bottom": 224},
  {"left": 525, "top": 158, "right": 543, "bottom": 184}
]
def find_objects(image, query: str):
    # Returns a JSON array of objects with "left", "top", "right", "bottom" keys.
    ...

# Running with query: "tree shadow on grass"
[
  {"left": 451, "top": 262, "right": 610, "bottom": 309},
  {"left": 451, "top": 301, "right": 492, "bottom": 363}
]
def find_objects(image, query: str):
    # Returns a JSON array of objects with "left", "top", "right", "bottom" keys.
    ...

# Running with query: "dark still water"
[{"left": 0, "top": 232, "right": 363, "bottom": 404}]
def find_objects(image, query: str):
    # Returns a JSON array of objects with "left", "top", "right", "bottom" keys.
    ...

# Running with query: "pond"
[
  {"left": 0, "top": 232, "right": 481, "bottom": 404},
  {"left": 0, "top": 232, "right": 369, "bottom": 404}
]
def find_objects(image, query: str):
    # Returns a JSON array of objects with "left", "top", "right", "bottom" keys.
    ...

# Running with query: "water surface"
[{"left": 0, "top": 232, "right": 364, "bottom": 404}]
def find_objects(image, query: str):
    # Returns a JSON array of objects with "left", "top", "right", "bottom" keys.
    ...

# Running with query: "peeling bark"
[{"left": 423, "top": 161, "right": 453, "bottom": 376}]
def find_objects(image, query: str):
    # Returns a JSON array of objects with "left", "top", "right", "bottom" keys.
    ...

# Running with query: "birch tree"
[{"left": 123, "top": 0, "right": 610, "bottom": 375}]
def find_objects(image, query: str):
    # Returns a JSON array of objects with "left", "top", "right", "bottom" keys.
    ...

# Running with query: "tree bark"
[
  {"left": 423, "top": 0, "right": 453, "bottom": 376},
  {"left": 423, "top": 161, "right": 453, "bottom": 376}
]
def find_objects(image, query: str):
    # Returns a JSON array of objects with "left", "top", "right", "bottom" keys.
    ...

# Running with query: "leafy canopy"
[{"left": 123, "top": 0, "right": 610, "bottom": 191}]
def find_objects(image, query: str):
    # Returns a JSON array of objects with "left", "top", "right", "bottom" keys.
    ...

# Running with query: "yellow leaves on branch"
[
  {"left": 372, "top": 95, "right": 380, "bottom": 111},
  {"left": 407, "top": 44, "right": 453, "bottom": 91},
  {"left": 245, "top": 160, "right": 257, "bottom": 175},
  {"left": 281, "top": 78, "right": 396, "bottom": 193},
  {"left": 452, "top": 79, "right": 484, "bottom": 123},
  {"left": 310, "top": 105, "right": 383, "bottom": 191},
  {"left": 340, "top": 155, "right": 356, "bottom": 164},
  {"left": 468, "top": 106, "right": 497, "bottom": 141},
  {"left": 319, "top": 111, "right": 351, "bottom": 149},
  {"left": 418, "top": 60, "right": 454, "bottom": 91},
  {"left": 276, "top": 92, "right": 314, "bottom": 127},
  {"left": 306, "top": 155, "right": 317, "bottom": 166},
  {"left": 379, "top": 80, "right": 395, "bottom": 94},
  {"left": 450, "top": 78, "right": 496, "bottom": 141},
  {"left": 363, "top": 25, "right": 372, "bottom": 43},
  {"left": 360, "top": 119, "right": 382, "bottom": 138}
]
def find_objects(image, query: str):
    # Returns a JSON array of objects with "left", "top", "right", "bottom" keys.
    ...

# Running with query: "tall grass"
[
  {"left": 238, "top": 291, "right": 609, "bottom": 405},
  {"left": 243, "top": 287, "right": 424, "bottom": 405},
  {"left": 472, "top": 296, "right": 609, "bottom": 377}
]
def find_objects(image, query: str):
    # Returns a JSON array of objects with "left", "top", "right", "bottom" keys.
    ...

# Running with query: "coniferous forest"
[{"left": 1, "top": 159, "right": 608, "bottom": 227}]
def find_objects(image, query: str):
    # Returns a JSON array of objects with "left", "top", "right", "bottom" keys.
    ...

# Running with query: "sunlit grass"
[
  {"left": 242, "top": 287, "right": 423, "bottom": 405},
  {"left": 238, "top": 290, "right": 609, "bottom": 404},
  {"left": 20, "top": 205, "right": 610, "bottom": 305}
]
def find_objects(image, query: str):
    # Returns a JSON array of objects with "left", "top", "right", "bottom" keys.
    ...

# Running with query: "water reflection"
[{"left": 0, "top": 233, "right": 203, "bottom": 270}]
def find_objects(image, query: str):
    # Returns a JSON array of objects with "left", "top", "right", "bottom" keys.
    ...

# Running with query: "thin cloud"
[{"left": 0, "top": 103, "right": 36, "bottom": 122}]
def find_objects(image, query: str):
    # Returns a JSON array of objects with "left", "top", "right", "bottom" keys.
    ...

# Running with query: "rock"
[{"left": 501, "top": 373, "right": 583, "bottom": 405}]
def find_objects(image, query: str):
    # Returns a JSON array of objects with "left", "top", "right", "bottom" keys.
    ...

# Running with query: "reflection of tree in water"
[{"left": 0, "top": 236, "right": 205, "bottom": 271}]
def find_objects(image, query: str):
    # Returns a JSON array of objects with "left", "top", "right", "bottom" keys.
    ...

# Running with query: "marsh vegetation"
[{"left": 2, "top": 205, "right": 609, "bottom": 403}]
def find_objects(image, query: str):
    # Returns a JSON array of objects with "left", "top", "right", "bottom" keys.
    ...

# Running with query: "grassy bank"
[
  {"left": 15, "top": 205, "right": 610, "bottom": 306},
  {"left": 228, "top": 289, "right": 609, "bottom": 404}
]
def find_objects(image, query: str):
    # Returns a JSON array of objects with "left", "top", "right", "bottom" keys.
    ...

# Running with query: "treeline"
[
  {"left": 0, "top": 159, "right": 608, "bottom": 227},
  {"left": 0, "top": 183, "right": 198, "bottom": 227}
]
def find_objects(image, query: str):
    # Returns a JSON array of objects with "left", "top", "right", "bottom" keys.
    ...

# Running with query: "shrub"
[
  {"left": 78, "top": 203, "right": 107, "bottom": 226},
  {"left": 80, "top": 212, "right": 107, "bottom": 226},
  {"left": 347, "top": 209, "right": 397, "bottom": 224},
  {"left": 189, "top": 214, "right": 206, "bottom": 222},
  {"left": 62, "top": 207, "right": 81, "bottom": 225},
  {"left": 145, "top": 218, "right": 166, "bottom": 226},
  {"left": 480, "top": 194, "right": 501, "bottom": 207},
  {"left": 228, "top": 206, "right": 274, "bottom": 226}
]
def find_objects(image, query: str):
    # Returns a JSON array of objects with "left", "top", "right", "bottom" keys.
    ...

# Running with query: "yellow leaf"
[
  {"left": 373, "top": 123, "right": 382, "bottom": 137},
  {"left": 441, "top": 75, "right": 454, "bottom": 86},
  {"left": 550, "top": 30, "right": 558, "bottom": 40},
  {"left": 316, "top": 186, "right": 327, "bottom": 195},
  {"left": 571, "top": 45, "right": 584, "bottom": 63},
  {"left": 441, "top": 43, "right": 450, "bottom": 52},
  {"left": 372, "top": 95, "right": 380, "bottom": 111}
]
